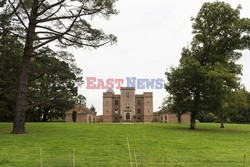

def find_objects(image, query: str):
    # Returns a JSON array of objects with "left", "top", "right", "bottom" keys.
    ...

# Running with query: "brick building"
[
  {"left": 103, "top": 87, "right": 153, "bottom": 123},
  {"left": 154, "top": 111, "right": 191, "bottom": 123},
  {"left": 66, "top": 104, "right": 96, "bottom": 123}
]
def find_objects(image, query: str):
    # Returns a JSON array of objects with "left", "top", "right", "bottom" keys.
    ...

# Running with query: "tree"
[
  {"left": 0, "top": 7, "right": 82, "bottom": 123},
  {"left": 166, "top": 53, "right": 207, "bottom": 129},
  {"left": 119, "top": 115, "right": 122, "bottom": 123},
  {"left": 226, "top": 89, "right": 250, "bottom": 123},
  {"left": 76, "top": 94, "right": 86, "bottom": 106},
  {"left": 159, "top": 96, "right": 186, "bottom": 123},
  {"left": 1, "top": 0, "right": 118, "bottom": 133},
  {"left": 165, "top": 1, "right": 250, "bottom": 129},
  {"left": 90, "top": 105, "right": 96, "bottom": 114},
  {"left": 0, "top": 9, "right": 22, "bottom": 121},
  {"left": 133, "top": 115, "right": 137, "bottom": 123},
  {"left": 0, "top": 39, "right": 83, "bottom": 122},
  {"left": 25, "top": 53, "right": 82, "bottom": 122}
]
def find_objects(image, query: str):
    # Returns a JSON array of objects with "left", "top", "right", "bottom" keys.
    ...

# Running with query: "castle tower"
[
  {"left": 143, "top": 92, "right": 153, "bottom": 122},
  {"left": 103, "top": 89, "right": 114, "bottom": 122},
  {"left": 120, "top": 87, "right": 135, "bottom": 122},
  {"left": 102, "top": 88, "right": 153, "bottom": 123}
]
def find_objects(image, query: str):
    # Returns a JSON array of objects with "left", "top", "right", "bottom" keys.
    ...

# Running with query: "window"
[
  {"left": 138, "top": 117, "right": 141, "bottom": 120},
  {"left": 126, "top": 92, "right": 130, "bottom": 98},
  {"left": 115, "top": 100, "right": 118, "bottom": 105},
  {"left": 148, "top": 100, "right": 149, "bottom": 103},
  {"left": 138, "top": 109, "right": 141, "bottom": 114},
  {"left": 138, "top": 100, "right": 141, "bottom": 105},
  {"left": 115, "top": 117, "right": 118, "bottom": 120},
  {"left": 115, "top": 109, "right": 118, "bottom": 114},
  {"left": 107, "top": 110, "right": 108, "bottom": 113},
  {"left": 126, "top": 103, "right": 130, "bottom": 109},
  {"left": 148, "top": 109, "right": 149, "bottom": 113},
  {"left": 107, "top": 100, "right": 108, "bottom": 104}
]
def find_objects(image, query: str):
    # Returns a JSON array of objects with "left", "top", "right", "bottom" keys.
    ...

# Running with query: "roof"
[
  {"left": 157, "top": 110, "right": 171, "bottom": 115},
  {"left": 66, "top": 104, "right": 96, "bottom": 115}
]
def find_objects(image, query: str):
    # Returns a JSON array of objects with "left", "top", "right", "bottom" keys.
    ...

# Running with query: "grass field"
[{"left": 0, "top": 123, "right": 249, "bottom": 167}]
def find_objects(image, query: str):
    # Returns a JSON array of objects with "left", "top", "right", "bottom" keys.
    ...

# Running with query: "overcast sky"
[{"left": 70, "top": 0, "right": 250, "bottom": 115}]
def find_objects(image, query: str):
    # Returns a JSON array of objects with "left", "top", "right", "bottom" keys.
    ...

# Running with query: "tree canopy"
[
  {"left": 165, "top": 1, "right": 250, "bottom": 129},
  {"left": 0, "top": 0, "right": 118, "bottom": 133}
]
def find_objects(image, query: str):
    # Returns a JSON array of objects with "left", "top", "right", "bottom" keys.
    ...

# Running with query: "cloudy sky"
[{"left": 70, "top": 0, "right": 250, "bottom": 115}]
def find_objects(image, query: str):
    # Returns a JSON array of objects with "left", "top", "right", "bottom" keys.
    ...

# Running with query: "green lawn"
[{"left": 0, "top": 123, "right": 249, "bottom": 167}]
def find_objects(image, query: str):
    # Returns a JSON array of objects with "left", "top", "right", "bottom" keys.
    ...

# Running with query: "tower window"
[
  {"left": 126, "top": 92, "right": 130, "bottom": 98},
  {"left": 138, "top": 100, "right": 141, "bottom": 105},
  {"left": 115, "top": 100, "right": 118, "bottom": 105},
  {"left": 138, "top": 109, "right": 141, "bottom": 114}
]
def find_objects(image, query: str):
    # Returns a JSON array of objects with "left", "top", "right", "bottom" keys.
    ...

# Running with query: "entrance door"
[{"left": 126, "top": 113, "right": 130, "bottom": 121}]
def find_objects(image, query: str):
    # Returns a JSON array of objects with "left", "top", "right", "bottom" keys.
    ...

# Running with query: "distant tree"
[
  {"left": 26, "top": 53, "right": 82, "bottom": 122},
  {"left": 1, "top": 0, "right": 118, "bottom": 133},
  {"left": 76, "top": 95, "right": 86, "bottom": 106},
  {"left": 90, "top": 105, "right": 96, "bottom": 114},
  {"left": 196, "top": 111, "right": 216, "bottom": 123},
  {"left": 119, "top": 115, "right": 122, "bottom": 123},
  {"left": 227, "top": 89, "right": 250, "bottom": 123},
  {"left": 157, "top": 97, "right": 168, "bottom": 115},
  {"left": 133, "top": 115, "right": 137, "bottom": 123},
  {"left": 159, "top": 96, "right": 186, "bottom": 123},
  {"left": 165, "top": 1, "right": 250, "bottom": 129},
  {"left": 152, "top": 117, "right": 159, "bottom": 123}
]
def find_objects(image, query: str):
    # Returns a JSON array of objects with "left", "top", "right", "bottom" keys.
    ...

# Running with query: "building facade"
[
  {"left": 66, "top": 104, "right": 96, "bottom": 123},
  {"left": 154, "top": 112, "right": 191, "bottom": 123},
  {"left": 103, "top": 87, "right": 153, "bottom": 123}
]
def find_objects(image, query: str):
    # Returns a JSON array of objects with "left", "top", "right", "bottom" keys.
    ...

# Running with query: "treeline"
[
  {"left": 164, "top": 2, "right": 250, "bottom": 129},
  {"left": 0, "top": 15, "right": 83, "bottom": 122},
  {"left": 197, "top": 89, "right": 250, "bottom": 124}
]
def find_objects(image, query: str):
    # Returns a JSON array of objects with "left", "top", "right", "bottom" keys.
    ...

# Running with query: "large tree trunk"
[
  {"left": 220, "top": 111, "right": 224, "bottom": 128},
  {"left": 43, "top": 112, "right": 47, "bottom": 122},
  {"left": 177, "top": 112, "right": 181, "bottom": 123},
  {"left": 190, "top": 90, "right": 201, "bottom": 130},
  {"left": 12, "top": 1, "right": 39, "bottom": 134},
  {"left": 42, "top": 108, "right": 50, "bottom": 122},
  {"left": 190, "top": 111, "right": 196, "bottom": 129},
  {"left": 12, "top": 55, "right": 30, "bottom": 133}
]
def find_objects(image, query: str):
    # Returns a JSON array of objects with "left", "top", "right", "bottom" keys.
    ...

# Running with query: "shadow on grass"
[{"left": 155, "top": 123, "right": 250, "bottom": 135}]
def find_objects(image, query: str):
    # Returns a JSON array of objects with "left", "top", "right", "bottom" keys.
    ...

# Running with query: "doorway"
[{"left": 126, "top": 113, "right": 130, "bottom": 121}]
